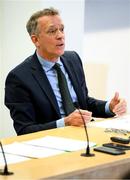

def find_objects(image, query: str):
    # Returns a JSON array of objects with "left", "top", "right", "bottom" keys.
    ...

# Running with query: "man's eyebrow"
[{"left": 48, "top": 24, "right": 64, "bottom": 28}]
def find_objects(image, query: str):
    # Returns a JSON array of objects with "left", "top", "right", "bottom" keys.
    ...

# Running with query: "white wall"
[
  {"left": 83, "top": 0, "right": 130, "bottom": 110},
  {"left": 0, "top": 0, "right": 85, "bottom": 138}
]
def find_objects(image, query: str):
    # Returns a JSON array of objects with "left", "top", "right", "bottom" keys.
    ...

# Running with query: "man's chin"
[{"left": 56, "top": 50, "right": 65, "bottom": 57}]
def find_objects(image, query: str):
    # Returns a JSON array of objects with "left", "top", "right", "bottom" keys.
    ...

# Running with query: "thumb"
[
  {"left": 113, "top": 92, "right": 119, "bottom": 102},
  {"left": 110, "top": 92, "right": 120, "bottom": 112}
]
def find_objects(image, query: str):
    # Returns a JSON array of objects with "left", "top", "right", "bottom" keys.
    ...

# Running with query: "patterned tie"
[{"left": 53, "top": 63, "right": 75, "bottom": 115}]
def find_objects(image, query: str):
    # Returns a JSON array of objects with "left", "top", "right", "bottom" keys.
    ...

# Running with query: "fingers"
[
  {"left": 113, "top": 99, "right": 127, "bottom": 116},
  {"left": 64, "top": 109, "right": 92, "bottom": 127},
  {"left": 78, "top": 109, "right": 92, "bottom": 123},
  {"left": 75, "top": 109, "right": 92, "bottom": 116},
  {"left": 113, "top": 99, "right": 126, "bottom": 111}
]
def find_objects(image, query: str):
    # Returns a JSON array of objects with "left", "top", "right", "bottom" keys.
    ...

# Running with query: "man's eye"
[
  {"left": 60, "top": 27, "right": 64, "bottom": 32},
  {"left": 48, "top": 29, "right": 56, "bottom": 34}
]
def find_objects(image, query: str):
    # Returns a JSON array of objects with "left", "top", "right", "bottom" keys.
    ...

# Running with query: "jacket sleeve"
[{"left": 5, "top": 72, "right": 57, "bottom": 135}]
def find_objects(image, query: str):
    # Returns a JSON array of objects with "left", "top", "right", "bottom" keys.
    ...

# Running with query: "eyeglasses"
[{"left": 104, "top": 128, "right": 129, "bottom": 135}]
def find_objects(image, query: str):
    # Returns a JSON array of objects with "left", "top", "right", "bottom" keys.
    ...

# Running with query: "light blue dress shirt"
[
  {"left": 37, "top": 53, "right": 112, "bottom": 127},
  {"left": 37, "top": 53, "right": 78, "bottom": 127}
]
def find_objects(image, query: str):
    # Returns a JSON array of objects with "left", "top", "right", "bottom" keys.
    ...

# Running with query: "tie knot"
[{"left": 53, "top": 63, "right": 60, "bottom": 70}]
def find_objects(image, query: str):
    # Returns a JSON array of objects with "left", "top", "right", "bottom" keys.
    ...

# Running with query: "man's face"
[{"left": 32, "top": 15, "right": 65, "bottom": 61}]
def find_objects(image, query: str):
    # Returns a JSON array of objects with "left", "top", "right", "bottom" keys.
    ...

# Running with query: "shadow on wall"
[{"left": 83, "top": 63, "right": 109, "bottom": 100}]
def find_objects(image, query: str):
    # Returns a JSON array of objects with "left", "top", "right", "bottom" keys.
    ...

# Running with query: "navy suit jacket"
[{"left": 5, "top": 51, "right": 112, "bottom": 135}]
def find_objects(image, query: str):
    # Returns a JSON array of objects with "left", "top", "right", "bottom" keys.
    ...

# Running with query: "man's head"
[{"left": 26, "top": 7, "right": 65, "bottom": 61}]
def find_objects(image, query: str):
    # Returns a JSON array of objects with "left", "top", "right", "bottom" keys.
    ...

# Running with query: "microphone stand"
[
  {"left": 0, "top": 141, "right": 14, "bottom": 175},
  {"left": 75, "top": 104, "right": 95, "bottom": 157}
]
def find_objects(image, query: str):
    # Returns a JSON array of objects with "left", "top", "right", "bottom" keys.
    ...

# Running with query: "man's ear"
[{"left": 31, "top": 35, "right": 39, "bottom": 47}]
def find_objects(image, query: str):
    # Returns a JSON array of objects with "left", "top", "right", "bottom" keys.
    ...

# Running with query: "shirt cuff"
[
  {"left": 56, "top": 118, "right": 65, "bottom": 128},
  {"left": 105, "top": 101, "right": 114, "bottom": 115}
]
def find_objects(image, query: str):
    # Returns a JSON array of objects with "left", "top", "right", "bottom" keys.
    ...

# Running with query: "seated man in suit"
[{"left": 4, "top": 7, "right": 127, "bottom": 135}]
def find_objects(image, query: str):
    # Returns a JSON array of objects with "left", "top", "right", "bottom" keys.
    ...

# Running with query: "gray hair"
[{"left": 26, "top": 7, "right": 59, "bottom": 36}]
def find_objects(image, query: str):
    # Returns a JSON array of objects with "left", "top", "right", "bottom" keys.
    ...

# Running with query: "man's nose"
[{"left": 56, "top": 30, "right": 64, "bottom": 38}]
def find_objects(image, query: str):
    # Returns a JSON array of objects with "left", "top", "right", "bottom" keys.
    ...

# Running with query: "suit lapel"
[{"left": 30, "top": 54, "right": 60, "bottom": 116}]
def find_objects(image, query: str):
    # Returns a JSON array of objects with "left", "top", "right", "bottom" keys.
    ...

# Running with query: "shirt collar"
[{"left": 36, "top": 52, "right": 62, "bottom": 72}]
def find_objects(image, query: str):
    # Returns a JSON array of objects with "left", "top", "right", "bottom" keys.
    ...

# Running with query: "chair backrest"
[{"left": 83, "top": 63, "right": 109, "bottom": 100}]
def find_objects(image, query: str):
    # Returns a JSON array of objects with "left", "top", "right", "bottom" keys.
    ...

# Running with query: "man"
[{"left": 5, "top": 8, "right": 127, "bottom": 135}]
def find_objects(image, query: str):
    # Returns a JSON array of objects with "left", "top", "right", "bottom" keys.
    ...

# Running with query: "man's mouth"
[{"left": 56, "top": 43, "right": 64, "bottom": 47}]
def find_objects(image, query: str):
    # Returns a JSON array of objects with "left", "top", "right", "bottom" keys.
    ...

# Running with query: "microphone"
[
  {"left": 0, "top": 141, "right": 14, "bottom": 175},
  {"left": 74, "top": 102, "right": 95, "bottom": 157}
]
